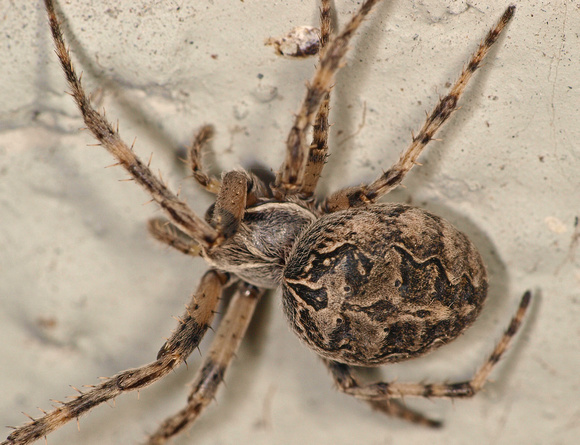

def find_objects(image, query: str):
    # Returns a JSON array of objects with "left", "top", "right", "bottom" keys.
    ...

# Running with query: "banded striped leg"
[
  {"left": 274, "top": 0, "right": 383, "bottom": 197},
  {"left": 367, "top": 399, "right": 442, "bottom": 428},
  {"left": 324, "top": 292, "right": 530, "bottom": 412},
  {"left": 324, "top": 361, "right": 442, "bottom": 426},
  {"left": 187, "top": 125, "right": 222, "bottom": 194},
  {"left": 149, "top": 169, "right": 266, "bottom": 254},
  {"left": 2, "top": 270, "right": 229, "bottom": 445},
  {"left": 147, "top": 218, "right": 202, "bottom": 257},
  {"left": 299, "top": 0, "right": 332, "bottom": 199},
  {"left": 187, "top": 125, "right": 269, "bottom": 204},
  {"left": 146, "top": 282, "right": 265, "bottom": 445},
  {"left": 323, "top": 6, "right": 515, "bottom": 212},
  {"left": 45, "top": 0, "right": 218, "bottom": 249}
]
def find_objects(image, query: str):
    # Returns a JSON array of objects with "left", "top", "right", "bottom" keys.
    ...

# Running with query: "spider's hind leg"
[
  {"left": 368, "top": 397, "right": 442, "bottom": 428},
  {"left": 3, "top": 270, "right": 229, "bottom": 445},
  {"left": 146, "top": 282, "right": 265, "bottom": 444},
  {"left": 323, "top": 292, "right": 530, "bottom": 417}
]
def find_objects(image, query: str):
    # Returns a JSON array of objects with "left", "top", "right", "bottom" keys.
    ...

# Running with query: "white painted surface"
[{"left": 1, "top": 1, "right": 578, "bottom": 444}]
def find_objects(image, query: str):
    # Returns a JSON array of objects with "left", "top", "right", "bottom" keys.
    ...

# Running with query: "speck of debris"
[
  {"left": 104, "top": 8, "right": 121, "bottom": 19},
  {"left": 36, "top": 316, "right": 58, "bottom": 330},
  {"left": 545, "top": 216, "right": 568, "bottom": 234},
  {"left": 265, "top": 26, "right": 320, "bottom": 58},
  {"left": 257, "top": 73, "right": 264, "bottom": 79},
  {"left": 251, "top": 84, "right": 278, "bottom": 103},
  {"left": 234, "top": 101, "right": 250, "bottom": 120}
]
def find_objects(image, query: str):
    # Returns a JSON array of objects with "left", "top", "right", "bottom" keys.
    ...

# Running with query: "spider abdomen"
[{"left": 281, "top": 203, "right": 487, "bottom": 366}]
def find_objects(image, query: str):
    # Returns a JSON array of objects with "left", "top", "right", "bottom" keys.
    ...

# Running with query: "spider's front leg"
[
  {"left": 146, "top": 282, "right": 265, "bottom": 445},
  {"left": 2, "top": 270, "right": 229, "bottom": 445},
  {"left": 323, "top": 6, "right": 515, "bottom": 212},
  {"left": 148, "top": 218, "right": 202, "bottom": 257},
  {"left": 274, "top": 0, "right": 383, "bottom": 198},
  {"left": 296, "top": 0, "right": 332, "bottom": 199},
  {"left": 44, "top": 0, "right": 218, "bottom": 249},
  {"left": 323, "top": 292, "right": 530, "bottom": 425},
  {"left": 147, "top": 171, "right": 254, "bottom": 255}
]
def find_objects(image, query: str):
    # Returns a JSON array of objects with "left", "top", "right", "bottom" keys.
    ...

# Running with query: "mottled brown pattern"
[
  {"left": 282, "top": 204, "right": 487, "bottom": 365},
  {"left": 4, "top": 1, "right": 529, "bottom": 444}
]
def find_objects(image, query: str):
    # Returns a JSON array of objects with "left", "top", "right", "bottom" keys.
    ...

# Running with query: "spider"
[{"left": 4, "top": 0, "right": 531, "bottom": 444}]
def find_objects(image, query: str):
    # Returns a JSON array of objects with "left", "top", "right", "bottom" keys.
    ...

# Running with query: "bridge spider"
[{"left": 4, "top": 0, "right": 530, "bottom": 444}]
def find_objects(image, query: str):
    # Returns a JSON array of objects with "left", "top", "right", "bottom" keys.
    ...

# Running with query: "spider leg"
[
  {"left": 2, "top": 270, "right": 229, "bottom": 445},
  {"left": 323, "top": 6, "right": 515, "bottom": 212},
  {"left": 187, "top": 125, "right": 222, "bottom": 194},
  {"left": 367, "top": 399, "right": 442, "bottom": 428},
  {"left": 147, "top": 218, "right": 202, "bottom": 257},
  {"left": 212, "top": 168, "right": 277, "bottom": 240},
  {"left": 148, "top": 168, "right": 269, "bottom": 255},
  {"left": 298, "top": 0, "right": 332, "bottom": 199},
  {"left": 324, "top": 292, "right": 530, "bottom": 405},
  {"left": 273, "top": 0, "right": 382, "bottom": 198},
  {"left": 188, "top": 125, "right": 270, "bottom": 205},
  {"left": 145, "top": 282, "right": 265, "bottom": 445},
  {"left": 44, "top": 0, "right": 218, "bottom": 249},
  {"left": 211, "top": 170, "right": 249, "bottom": 240},
  {"left": 322, "top": 361, "right": 441, "bottom": 427}
]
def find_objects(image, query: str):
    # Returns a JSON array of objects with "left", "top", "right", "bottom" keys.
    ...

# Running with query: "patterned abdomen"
[{"left": 282, "top": 203, "right": 487, "bottom": 366}]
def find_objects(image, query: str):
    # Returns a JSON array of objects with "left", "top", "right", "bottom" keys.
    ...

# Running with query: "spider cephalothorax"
[
  {"left": 205, "top": 196, "right": 318, "bottom": 288},
  {"left": 4, "top": 1, "right": 531, "bottom": 444}
]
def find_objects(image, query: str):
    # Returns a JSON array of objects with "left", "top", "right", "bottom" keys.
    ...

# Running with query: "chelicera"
[{"left": 4, "top": 1, "right": 531, "bottom": 444}]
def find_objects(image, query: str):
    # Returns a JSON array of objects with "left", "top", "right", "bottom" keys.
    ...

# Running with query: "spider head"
[{"left": 204, "top": 201, "right": 316, "bottom": 289}]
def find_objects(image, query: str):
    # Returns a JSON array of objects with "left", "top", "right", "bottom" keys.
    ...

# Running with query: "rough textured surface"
[
  {"left": 0, "top": 1, "right": 578, "bottom": 444},
  {"left": 283, "top": 204, "right": 487, "bottom": 365}
]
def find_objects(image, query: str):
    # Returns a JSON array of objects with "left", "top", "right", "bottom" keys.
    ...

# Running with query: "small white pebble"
[{"left": 544, "top": 216, "right": 568, "bottom": 234}]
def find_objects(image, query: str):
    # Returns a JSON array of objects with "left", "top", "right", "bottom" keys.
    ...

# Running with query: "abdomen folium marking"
[{"left": 282, "top": 203, "right": 487, "bottom": 366}]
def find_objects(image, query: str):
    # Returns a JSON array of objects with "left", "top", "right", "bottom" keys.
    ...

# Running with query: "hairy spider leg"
[
  {"left": 324, "top": 292, "right": 530, "bottom": 405},
  {"left": 274, "top": 0, "right": 383, "bottom": 197},
  {"left": 2, "top": 270, "right": 229, "bottom": 445},
  {"left": 323, "top": 6, "right": 516, "bottom": 212},
  {"left": 146, "top": 283, "right": 264, "bottom": 444},
  {"left": 298, "top": 0, "right": 333, "bottom": 199}
]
